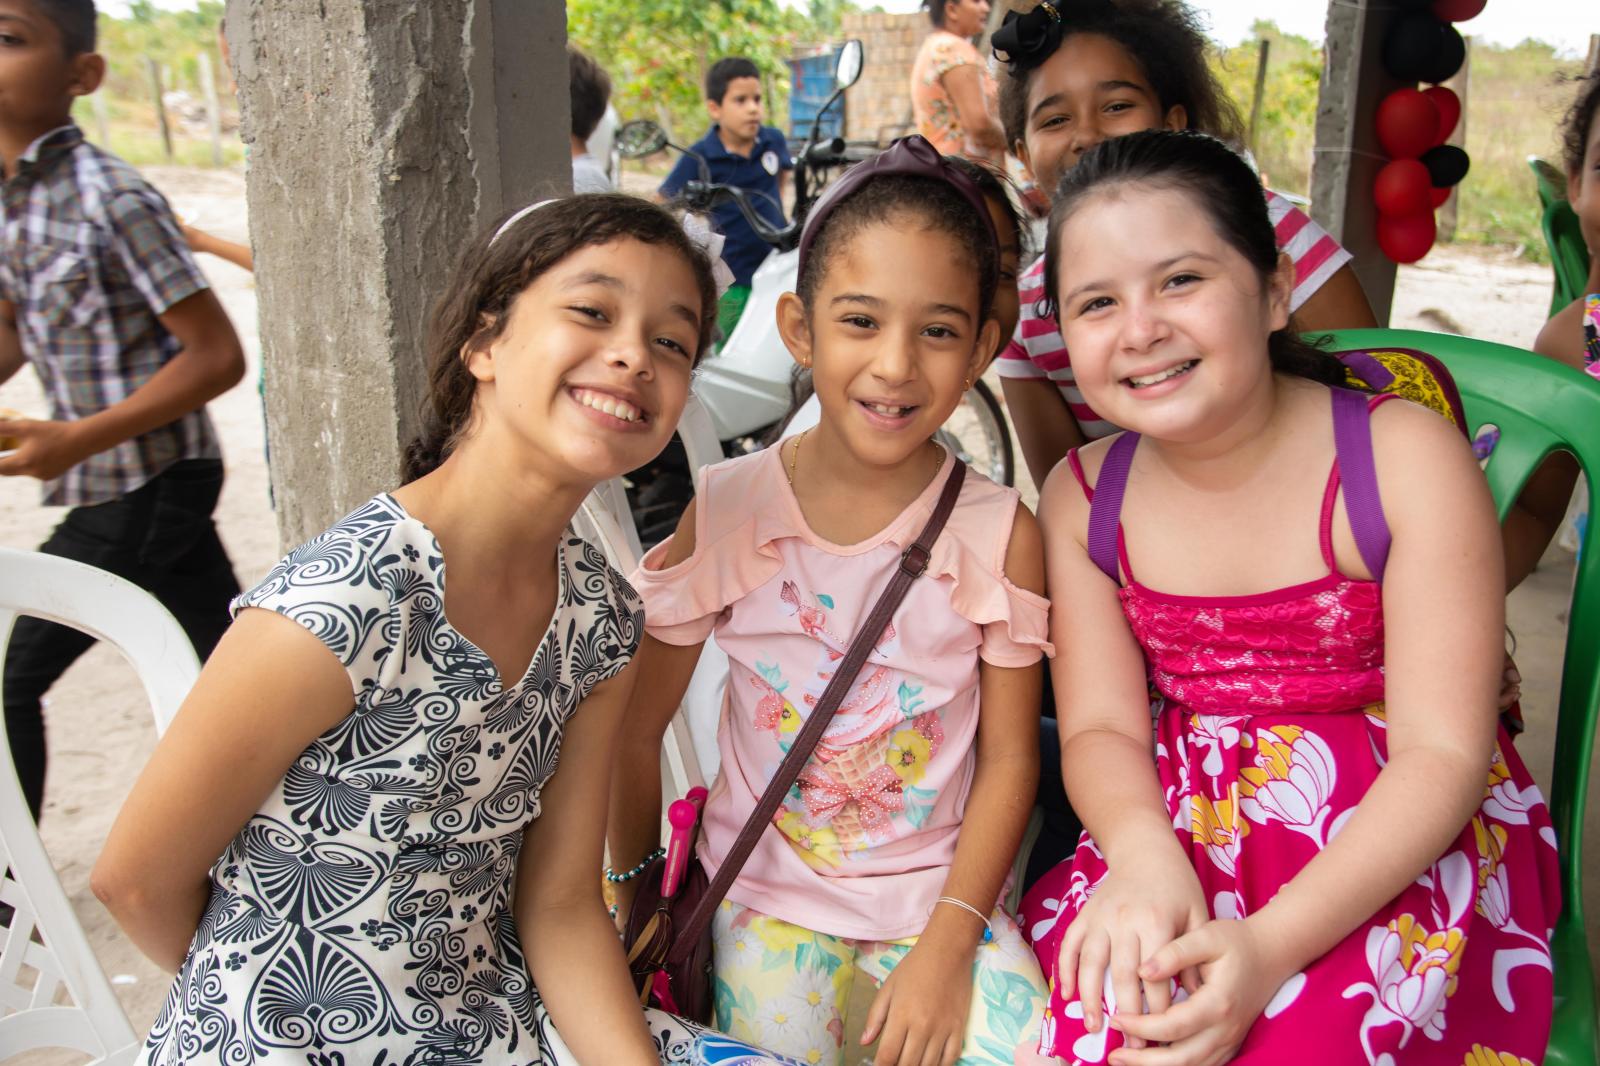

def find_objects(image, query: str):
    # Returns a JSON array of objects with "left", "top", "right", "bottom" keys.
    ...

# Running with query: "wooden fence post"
[
  {"left": 90, "top": 89, "right": 111, "bottom": 148},
  {"left": 199, "top": 50, "right": 224, "bottom": 166},
  {"left": 1247, "top": 38, "right": 1271, "bottom": 154},
  {"left": 1438, "top": 36, "right": 1469, "bottom": 243},
  {"left": 145, "top": 55, "right": 174, "bottom": 162}
]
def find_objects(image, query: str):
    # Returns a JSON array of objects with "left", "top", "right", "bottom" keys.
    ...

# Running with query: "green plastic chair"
[
  {"left": 1319, "top": 328, "right": 1599, "bottom": 1065},
  {"left": 1529, "top": 157, "right": 1592, "bottom": 318}
]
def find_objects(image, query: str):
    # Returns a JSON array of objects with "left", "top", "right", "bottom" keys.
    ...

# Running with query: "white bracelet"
[{"left": 934, "top": 896, "right": 994, "bottom": 943}]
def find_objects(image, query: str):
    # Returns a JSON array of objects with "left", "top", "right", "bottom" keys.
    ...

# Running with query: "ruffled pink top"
[{"left": 633, "top": 445, "right": 1051, "bottom": 940}]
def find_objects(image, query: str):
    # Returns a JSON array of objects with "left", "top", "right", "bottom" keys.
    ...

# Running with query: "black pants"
[{"left": 4, "top": 459, "right": 239, "bottom": 821}]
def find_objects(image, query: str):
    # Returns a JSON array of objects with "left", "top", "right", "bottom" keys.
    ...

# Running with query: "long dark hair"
[
  {"left": 1042, "top": 129, "right": 1345, "bottom": 385},
  {"left": 403, "top": 194, "right": 720, "bottom": 482},
  {"left": 1561, "top": 72, "right": 1600, "bottom": 177},
  {"left": 996, "top": 0, "right": 1244, "bottom": 154}
]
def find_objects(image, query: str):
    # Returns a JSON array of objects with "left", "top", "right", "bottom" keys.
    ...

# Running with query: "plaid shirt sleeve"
[{"left": 103, "top": 185, "right": 210, "bottom": 316}]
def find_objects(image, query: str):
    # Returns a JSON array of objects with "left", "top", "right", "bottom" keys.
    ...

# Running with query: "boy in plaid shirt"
[{"left": 0, "top": 0, "right": 245, "bottom": 820}]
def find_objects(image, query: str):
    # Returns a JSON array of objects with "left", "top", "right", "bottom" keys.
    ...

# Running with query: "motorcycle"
[{"left": 616, "top": 40, "right": 1014, "bottom": 546}]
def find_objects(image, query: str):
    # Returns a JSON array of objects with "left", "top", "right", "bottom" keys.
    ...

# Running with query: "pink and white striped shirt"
[{"left": 995, "top": 189, "right": 1352, "bottom": 440}]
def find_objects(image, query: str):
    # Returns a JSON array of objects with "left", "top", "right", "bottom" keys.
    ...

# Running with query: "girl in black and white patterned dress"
[{"left": 95, "top": 196, "right": 750, "bottom": 1065}]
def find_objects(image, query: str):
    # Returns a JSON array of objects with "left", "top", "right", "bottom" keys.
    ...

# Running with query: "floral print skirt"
[{"left": 1019, "top": 704, "right": 1561, "bottom": 1065}]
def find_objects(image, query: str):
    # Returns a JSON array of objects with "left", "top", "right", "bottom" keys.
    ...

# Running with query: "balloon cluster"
[{"left": 1371, "top": 0, "right": 1481, "bottom": 263}]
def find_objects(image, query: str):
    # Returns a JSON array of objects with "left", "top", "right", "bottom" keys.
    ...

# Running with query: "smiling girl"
[
  {"left": 988, "top": 0, "right": 1378, "bottom": 488},
  {"left": 93, "top": 196, "right": 735, "bottom": 1065},
  {"left": 1019, "top": 131, "right": 1557, "bottom": 1066},
  {"left": 610, "top": 138, "right": 1052, "bottom": 1066}
]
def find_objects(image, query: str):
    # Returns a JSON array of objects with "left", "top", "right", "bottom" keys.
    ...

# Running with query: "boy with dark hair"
[
  {"left": 659, "top": 55, "right": 793, "bottom": 338},
  {"left": 0, "top": 0, "right": 246, "bottom": 820},
  {"left": 569, "top": 45, "right": 613, "bottom": 193}
]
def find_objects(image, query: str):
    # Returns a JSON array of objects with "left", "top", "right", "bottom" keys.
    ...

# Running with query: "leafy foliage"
[{"left": 72, "top": 0, "right": 241, "bottom": 167}]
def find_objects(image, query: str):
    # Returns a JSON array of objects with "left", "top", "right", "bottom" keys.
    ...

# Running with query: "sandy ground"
[{"left": 2, "top": 167, "right": 1593, "bottom": 1062}]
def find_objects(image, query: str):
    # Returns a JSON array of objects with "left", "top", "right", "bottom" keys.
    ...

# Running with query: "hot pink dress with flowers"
[{"left": 1020, "top": 389, "right": 1560, "bottom": 1065}]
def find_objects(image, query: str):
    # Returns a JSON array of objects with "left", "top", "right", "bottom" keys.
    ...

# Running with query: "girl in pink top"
[
  {"left": 611, "top": 138, "right": 1053, "bottom": 1066},
  {"left": 1019, "top": 130, "right": 1558, "bottom": 1065},
  {"left": 987, "top": 0, "right": 1379, "bottom": 488}
]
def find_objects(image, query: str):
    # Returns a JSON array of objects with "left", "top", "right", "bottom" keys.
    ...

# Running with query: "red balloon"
[
  {"left": 1376, "top": 88, "right": 1441, "bottom": 159},
  {"left": 1430, "top": 185, "right": 1452, "bottom": 208},
  {"left": 1374, "top": 159, "right": 1434, "bottom": 216},
  {"left": 1423, "top": 86, "right": 1461, "bottom": 142},
  {"left": 1378, "top": 211, "right": 1438, "bottom": 263},
  {"left": 1432, "top": 0, "right": 1486, "bottom": 21}
]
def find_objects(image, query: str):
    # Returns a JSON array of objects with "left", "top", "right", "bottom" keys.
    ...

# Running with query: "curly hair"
[
  {"left": 1044, "top": 130, "right": 1344, "bottom": 387},
  {"left": 1560, "top": 72, "right": 1600, "bottom": 176},
  {"left": 403, "top": 195, "right": 719, "bottom": 482},
  {"left": 794, "top": 173, "right": 1000, "bottom": 325},
  {"left": 945, "top": 154, "right": 1029, "bottom": 259},
  {"left": 997, "top": 0, "right": 1244, "bottom": 153}
]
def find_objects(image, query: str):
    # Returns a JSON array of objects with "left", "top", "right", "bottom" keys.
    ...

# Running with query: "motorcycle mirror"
[
  {"left": 616, "top": 119, "right": 668, "bottom": 160},
  {"left": 835, "top": 39, "right": 864, "bottom": 90}
]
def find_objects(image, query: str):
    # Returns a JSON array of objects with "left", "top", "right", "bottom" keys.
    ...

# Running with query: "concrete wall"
[{"left": 226, "top": 0, "right": 569, "bottom": 547}]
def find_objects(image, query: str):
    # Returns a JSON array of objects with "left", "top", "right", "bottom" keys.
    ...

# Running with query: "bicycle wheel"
[{"left": 935, "top": 380, "right": 1014, "bottom": 486}]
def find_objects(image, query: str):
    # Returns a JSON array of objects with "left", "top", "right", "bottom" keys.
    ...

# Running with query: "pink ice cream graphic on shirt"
[{"left": 780, "top": 580, "right": 901, "bottom": 748}]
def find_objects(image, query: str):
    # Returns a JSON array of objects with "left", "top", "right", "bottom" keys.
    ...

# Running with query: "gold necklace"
[{"left": 786, "top": 429, "right": 807, "bottom": 486}]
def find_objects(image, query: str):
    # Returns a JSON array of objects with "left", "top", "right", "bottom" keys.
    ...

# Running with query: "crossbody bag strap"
[{"left": 667, "top": 460, "right": 968, "bottom": 963}]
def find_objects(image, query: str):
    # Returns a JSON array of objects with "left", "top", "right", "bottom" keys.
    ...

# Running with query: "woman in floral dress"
[{"left": 912, "top": 0, "right": 1006, "bottom": 162}]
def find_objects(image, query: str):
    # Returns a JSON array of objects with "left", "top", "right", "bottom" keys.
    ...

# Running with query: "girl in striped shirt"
[{"left": 989, "top": 0, "right": 1379, "bottom": 488}]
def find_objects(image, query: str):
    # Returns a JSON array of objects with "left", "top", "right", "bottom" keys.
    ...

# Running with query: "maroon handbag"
[{"left": 622, "top": 461, "right": 968, "bottom": 1022}]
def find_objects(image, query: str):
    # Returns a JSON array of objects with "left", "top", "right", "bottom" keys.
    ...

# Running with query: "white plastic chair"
[
  {"left": 0, "top": 546, "right": 200, "bottom": 1063},
  {"left": 576, "top": 395, "right": 729, "bottom": 803}
]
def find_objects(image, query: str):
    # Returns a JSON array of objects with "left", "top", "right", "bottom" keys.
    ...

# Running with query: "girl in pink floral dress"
[{"left": 1018, "top": 129, "right": 1560, "bottom": 1066}]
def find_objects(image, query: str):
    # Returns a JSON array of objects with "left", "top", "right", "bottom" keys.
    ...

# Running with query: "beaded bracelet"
[{"left": 604, "top": 847, "right": 665, "bottom": 884}]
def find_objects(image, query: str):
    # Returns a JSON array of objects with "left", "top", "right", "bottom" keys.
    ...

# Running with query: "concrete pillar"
[
  {"left": 1311, "top": 0, "right": 1402, "bottom": 324},
  {"left": 226, "top": 0, "right": 570, "bottom": 546}
]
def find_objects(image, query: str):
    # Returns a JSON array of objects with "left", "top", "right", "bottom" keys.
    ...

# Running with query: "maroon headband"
[{"left": 796, "top": 134, "right": 1000, "bottom": 277}]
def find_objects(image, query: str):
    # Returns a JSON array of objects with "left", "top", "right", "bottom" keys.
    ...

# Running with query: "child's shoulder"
[
  {"left": 563, "top": 533, "right": 643, "bottom": 614},
  {"left": 694, "top": 448, "right": 777, "bottom": 517},
  {"left": 62, "top": 139, "right": 170, "bottom": 212},
  {"left": 1533, "top": 296, "right": 1589, "bottom": 373},
  {"left": 235, "top": 495, "right": 415, "bottom": 626}
]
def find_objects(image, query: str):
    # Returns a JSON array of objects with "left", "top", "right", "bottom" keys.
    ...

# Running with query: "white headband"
[
  {"left": 489, "top": 197, "right": 736, "bottom": 299},
  {"left": 489, "top": 198, "right": 559, "bottom": 246}
]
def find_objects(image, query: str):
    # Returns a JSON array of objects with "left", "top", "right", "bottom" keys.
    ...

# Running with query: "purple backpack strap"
[
  {"left": 1086, "top": 432, "right": 1139, "bottom": 583},
  {"left": 1330, "top": 387, "right": 1391, "bottom": 583}
]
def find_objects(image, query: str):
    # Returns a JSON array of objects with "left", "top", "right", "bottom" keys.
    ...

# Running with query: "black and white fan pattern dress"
[{"left": 140, "top": 494, "right": 706, "bottom": 1065}]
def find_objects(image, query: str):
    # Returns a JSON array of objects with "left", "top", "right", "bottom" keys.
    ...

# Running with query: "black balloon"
[
  {"left": 1421, "top": 144, "right": 1470, "bottom": 187},
  {"left": 1383, "top": 12, "right": 1449, "bottom": 83},
  {"left": 1422, "top": 24, "right": 1466, "bottom": 83}
]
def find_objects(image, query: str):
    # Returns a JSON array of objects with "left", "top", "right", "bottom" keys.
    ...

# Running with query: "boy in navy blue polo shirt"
[{"left": 659, "top": 56, "right": 792, "bottom": 339}]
